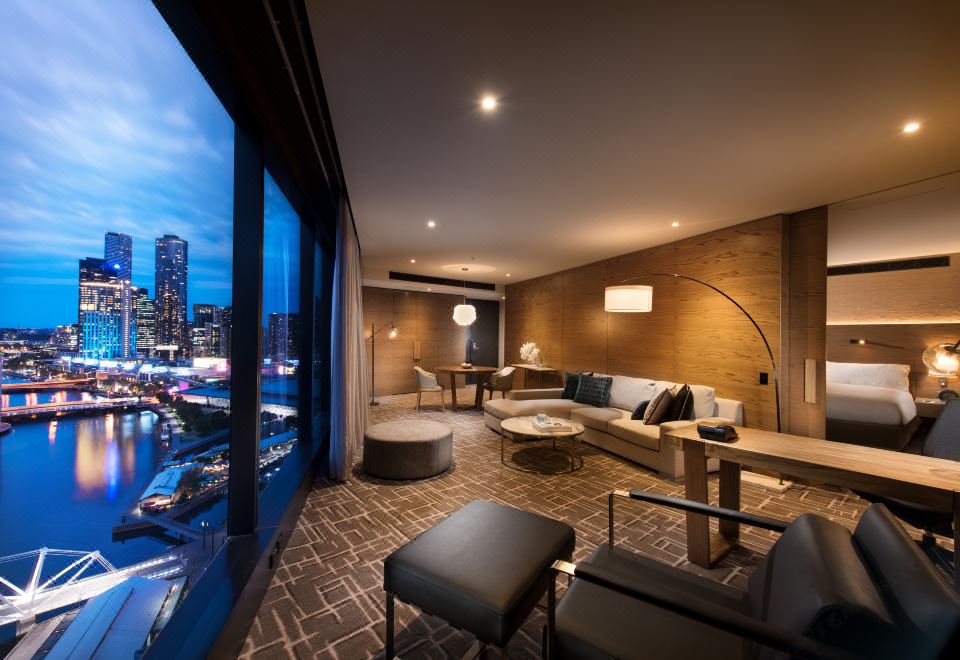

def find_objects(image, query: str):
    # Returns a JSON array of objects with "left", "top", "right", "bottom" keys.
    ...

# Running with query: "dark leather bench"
[
  {"left": 550, "top": 492, "right": 960, "bottom": 659},
  {"left": 383, "top": 500, "right": 575, "bottom": 657}
]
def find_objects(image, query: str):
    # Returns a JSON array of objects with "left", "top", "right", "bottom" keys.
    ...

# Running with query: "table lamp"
[{"left": 922, "top": 340, "right": 960, "bottom": 400}]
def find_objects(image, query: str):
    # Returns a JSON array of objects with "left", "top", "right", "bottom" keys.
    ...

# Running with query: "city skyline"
[{"left": 0, "top": 0, "right": 235, "bottom": 328}]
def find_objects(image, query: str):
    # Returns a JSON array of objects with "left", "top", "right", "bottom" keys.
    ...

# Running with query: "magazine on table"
[{"left": 532, "top": 415, "right": 574, "bottom": 432}]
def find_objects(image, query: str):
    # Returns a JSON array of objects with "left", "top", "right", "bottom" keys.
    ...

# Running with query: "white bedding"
[{"left": 826, "top": 382, "right": 917, "bottom": 426}]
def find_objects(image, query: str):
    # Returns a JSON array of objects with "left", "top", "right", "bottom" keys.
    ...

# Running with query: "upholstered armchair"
[
  {"left": 414, "top": 366, "right": 445, "bottom": 411},
  {"left": 484, "top": 366, "right": 515, "bottom": 400}
]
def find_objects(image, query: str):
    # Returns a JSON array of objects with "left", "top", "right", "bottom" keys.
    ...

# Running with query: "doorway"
[{"left": 465, "top": 298, "right": 500, "bottom": 384}]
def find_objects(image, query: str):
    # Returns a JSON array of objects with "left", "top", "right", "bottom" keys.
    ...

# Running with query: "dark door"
[{"left": 465, "top": 298, "right": 500, "bottom": 384}]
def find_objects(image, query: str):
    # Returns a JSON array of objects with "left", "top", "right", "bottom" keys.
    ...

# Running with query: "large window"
[
  {"left": 0, "top": 0, "right": 336, "bottom": 654},
  {"left": 0, "top": 0, "right": 233, "bottom": 642},
  {"left": 259, "top": 171, "right": 301, "bottom": 502}
]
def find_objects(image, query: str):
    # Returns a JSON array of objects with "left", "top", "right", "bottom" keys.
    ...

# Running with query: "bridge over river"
[
  {"left": 1, "top": 397, "right": 146, "bottom": 420},
  {"left": 0, "top": 548, "right": 183, "bottom": 632},
  {"left": 0, "top": 379, "right": 94, "bottom": 393}
]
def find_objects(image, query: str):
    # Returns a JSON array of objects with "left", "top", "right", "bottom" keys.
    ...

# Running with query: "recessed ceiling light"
[
  {"left": 426, "top": 220, "right": 436, "bottom": 228},
  {"left": 902, "top": 121, "right": 921, "bottom": 134},
  {"left": 506, "top": 273, "right": 511, "bottom": 277},
  {"left": 502, "top": 296, "right": 506, "bottom": 300},
  {"left": 410, "top": 259, "right": 416, "bottom": 263},
  {"left": 427, "top": 288, "right": 432, "bottom": 291},
  {"left": 480, "top": 95, "right": 498, "bottom": 112},
  {"left": 671, "top": 221, "right": 680, "bottom": 228}
]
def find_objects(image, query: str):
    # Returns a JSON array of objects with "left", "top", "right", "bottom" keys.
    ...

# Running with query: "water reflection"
[
  {"left": 73, "top": 413, "right": 150, "bottom": 499},
  {"left": 0, "top": 410, "right": 166, "bottom": 580}
]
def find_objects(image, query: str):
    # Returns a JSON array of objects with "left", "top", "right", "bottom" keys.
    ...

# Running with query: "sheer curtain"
[{"left": 329, "top": 197, "right": 367, "bottom": 480}]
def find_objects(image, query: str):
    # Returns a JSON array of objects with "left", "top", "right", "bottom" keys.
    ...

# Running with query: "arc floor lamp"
[
  {"left": 605, "top": 273, "right": 782, "bottom": 433},
  {"left": 366, "top": 321, "right": 398, "bottom": 406}
]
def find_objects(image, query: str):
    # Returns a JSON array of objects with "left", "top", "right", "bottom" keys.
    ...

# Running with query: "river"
[{"left": 0, "top": 377, "right": 222, "bottom": 585}]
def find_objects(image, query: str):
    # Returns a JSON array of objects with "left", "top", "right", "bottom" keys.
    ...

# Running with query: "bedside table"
[{"left": 915, "top": 397, "right": 946, "bottom": 419}]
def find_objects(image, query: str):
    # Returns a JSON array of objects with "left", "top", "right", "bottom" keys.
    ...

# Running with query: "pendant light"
[{"left": 452, "top": 275, "right": 476, "bottom": 326}]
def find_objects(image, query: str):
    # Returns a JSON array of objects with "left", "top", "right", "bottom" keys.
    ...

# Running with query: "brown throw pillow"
[
  {"left": 664, "top": 384, "right": 694, "bottom": 422},
  {"left": 643, "top": 388, "right": 674, "bottom": 425}
]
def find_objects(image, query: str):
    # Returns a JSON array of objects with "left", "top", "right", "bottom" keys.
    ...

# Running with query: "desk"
[
  {"left": 511, "top": 364, "right": 560, "bottom": 389},
  {"left": 663, "top": 424, "right": 960, "bottom": 588},
  {"left": 434, "top": 365, "right": 498, "bottom": 411}
]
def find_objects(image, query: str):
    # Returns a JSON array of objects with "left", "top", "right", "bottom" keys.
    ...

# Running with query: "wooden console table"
[
  {"left": 663, "top": 424, "right": 960, "bottom": 589},
  {"left": 510, "top": 363, "right": 560, "bottom": 389}
]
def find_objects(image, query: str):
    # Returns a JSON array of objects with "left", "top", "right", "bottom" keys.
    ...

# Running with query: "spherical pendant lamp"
[{"left": 452, "top": 303, "right": 477, "bottom": 326}]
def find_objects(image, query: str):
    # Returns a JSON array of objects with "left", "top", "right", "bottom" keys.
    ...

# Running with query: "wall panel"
[
  {"left": 503, "top": 215, "right": 817, "bottom": 431},
  {"left": 362, "top": 287, "right": 468, "bottom": 396}
]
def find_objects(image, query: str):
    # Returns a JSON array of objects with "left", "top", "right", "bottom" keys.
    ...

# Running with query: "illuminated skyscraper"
[
  {"left": 154, "top": 234, "right": 188, "bottom": 351},
  {"left": 104, "top": 232, "right": 136, "bottom": 358},
  {"left": 104, "top": 232, "right": 132, "bottom": 281},
  {"left": 219, "top": 306, "right": 232, "bottom": 359},
  {"left": 133, "top": 287, "right": 156, "bottom": 356},
  {"left": 78, "top": 257, "right": 124, "bottom": 359},
  {"left": 267, "top": 312, "right": 299, "bottom": 364},
  {"left": 193, "top": 303, "right": 223, "bottom": 357}
]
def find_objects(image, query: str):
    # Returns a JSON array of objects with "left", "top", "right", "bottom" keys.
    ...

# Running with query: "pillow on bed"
[{"left": 826, "top": 361, "right": 910, "bottom": 392}]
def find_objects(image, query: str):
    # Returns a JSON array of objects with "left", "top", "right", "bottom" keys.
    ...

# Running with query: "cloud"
[{"left": 0, "top": 0, "right": 236, "bottom": 325}]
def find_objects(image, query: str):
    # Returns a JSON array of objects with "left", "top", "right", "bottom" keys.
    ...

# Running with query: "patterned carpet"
[{"left": 239, "top": 386, "right": 872, "bottom": 659}]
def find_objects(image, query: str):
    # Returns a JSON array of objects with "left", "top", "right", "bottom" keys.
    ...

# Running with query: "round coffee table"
[{"left": 499, "top": 416, "right": 584, "bottom": 473}]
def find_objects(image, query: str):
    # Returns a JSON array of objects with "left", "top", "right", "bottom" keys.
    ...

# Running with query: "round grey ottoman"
[{"left": 363, "top": 420, "right": 453, "bottom": 480}]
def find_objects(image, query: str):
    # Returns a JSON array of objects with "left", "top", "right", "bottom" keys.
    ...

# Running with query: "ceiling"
[{"left": 306, "top": 1, "right": 960, "bottom": 285}]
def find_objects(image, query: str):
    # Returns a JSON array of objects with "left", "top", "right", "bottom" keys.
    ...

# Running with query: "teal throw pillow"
[{"left": 574, "top": 374, "right": 613, "bottom": 407}]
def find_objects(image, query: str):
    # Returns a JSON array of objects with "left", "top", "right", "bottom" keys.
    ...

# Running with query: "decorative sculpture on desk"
[{"left": 519, "top": 341, "right": 543, "bottom": 368}]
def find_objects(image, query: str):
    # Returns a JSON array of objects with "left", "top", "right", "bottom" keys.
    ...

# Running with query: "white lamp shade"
[
  {"left": 452, "top": 304, "right": 477, "bottom": 326},
  {"left": 604, "top": 285, "right": 653, "bottom": 312}
]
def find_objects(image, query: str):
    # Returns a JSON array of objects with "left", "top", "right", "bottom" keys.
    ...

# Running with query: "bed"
[{"left": 826, "top": 361, "right": 919, "bottom": 450}]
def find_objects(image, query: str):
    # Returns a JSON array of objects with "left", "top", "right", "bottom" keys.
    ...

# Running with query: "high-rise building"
[
  {"left": 104, "top": 232, "right": 132, "bottom": 281},
  {"left": 133, "top": 287, "right": 156, "bottom": 356},
  {"left": 155, "top": 234, "right": 188, "bottom": 351},
  {"left": 78, "top": 257, "right": 124, "bottom": 359},
  {"left": 219, "top": 306, "right": 232, "bottom": 359},
  {"left": 192, "top": 303, "right": 223, "bottom": 357},
  {"left": 266, "top": 312, "right": 299, "bottom": 364},
  {"left": 104, "top": 232, "right": 136, "bottom": 358}
]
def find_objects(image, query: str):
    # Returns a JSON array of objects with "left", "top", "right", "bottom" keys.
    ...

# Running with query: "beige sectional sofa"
[{"left": 483, "top": 375, "right": 744, "bottom": 478}]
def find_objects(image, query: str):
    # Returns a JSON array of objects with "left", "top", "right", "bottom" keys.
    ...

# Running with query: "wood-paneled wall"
[
  {"left": 505, "top": 213, "right": 828, "bottom": 433},
  {"left": 362, "top": 287, "right": 467, "bottom": 396},
  {"left": 826, "top": 323, "right": 960, "bottom": 398},
  {"left": 827, "top": 252, "right": 960, "bottom": 324},
  {"left": 782, "top": 207, "right": 828, "bottom": 437}
]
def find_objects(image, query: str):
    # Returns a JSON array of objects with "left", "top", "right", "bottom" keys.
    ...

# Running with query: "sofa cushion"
[
  {"left": 689, "top": 384, "right": 717, "bottom": 419},
  {"left": 607, "top": 419, "right": 661, "bottom": 451},
  {"left": 747, "top": 513, "right": 896, "bottom": 659},
  {"left": 561, "top": 372, "right": 589, "bottom": 400},
  {"left": 664, "top": 384, "right": 694, "bottom": 422},
  {"left": 631, "top": 400, "right": 650, "bottom": 420},
  {"left": 643, "top": 387, "right": 674, "bottom": 425},
  {"left": 607, "top": 375, "right": 657, "bottom": 412},
  {"left": 571, "top": 407, "right": 628, "bottom": 432},
  {"left": 574, "top": 374, "right": 613, "bottom": 408},
  {"left": 483, "top": 397, "right": 586, "bottom": 421}
]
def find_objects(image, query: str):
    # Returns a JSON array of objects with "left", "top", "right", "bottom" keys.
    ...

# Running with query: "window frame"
[{"left": 144, "top": 1, "right": 340, "bottom": 656}]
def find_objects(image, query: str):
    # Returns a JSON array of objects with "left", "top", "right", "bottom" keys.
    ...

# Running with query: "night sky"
[{"left": 0, "top": 0, "right": 237, "bottom": 327}]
